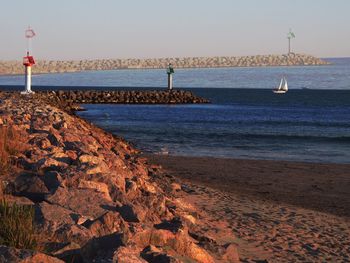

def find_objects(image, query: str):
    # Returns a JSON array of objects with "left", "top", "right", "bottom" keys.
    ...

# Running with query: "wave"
[{"left": 110, "top": 127, "right": 350, "bottom": 143}]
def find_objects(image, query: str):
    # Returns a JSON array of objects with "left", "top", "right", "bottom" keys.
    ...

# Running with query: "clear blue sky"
[{"left": 1, "top": 0, "right": 349, "bottom": 60}]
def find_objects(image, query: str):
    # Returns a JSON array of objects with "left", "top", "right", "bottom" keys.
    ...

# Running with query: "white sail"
[
  {"left": 282, "top": 78, "right": 288, "bottom": 91},
  {"left": 278, "top": 78, "right": 283, "bottom": 90}
]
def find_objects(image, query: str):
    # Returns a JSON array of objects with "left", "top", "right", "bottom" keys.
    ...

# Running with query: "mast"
[{"left": 21, "top": 26, "right": 36, "bottom": 94}]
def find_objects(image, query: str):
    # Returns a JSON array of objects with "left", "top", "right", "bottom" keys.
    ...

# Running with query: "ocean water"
[{"left": 1, "top": 58, "right": 350, "bottom": 163}]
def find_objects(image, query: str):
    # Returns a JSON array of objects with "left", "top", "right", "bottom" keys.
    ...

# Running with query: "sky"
[{"left": 1, "top": 0, "right": 349, "bottom": 60}]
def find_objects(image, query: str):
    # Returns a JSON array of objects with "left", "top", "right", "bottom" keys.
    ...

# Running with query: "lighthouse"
[
  {"left": 166, "top": 63, "right": 174, "bottom": 90},
  {"left": 21, "top": 27, "right": 36, "bottom": 95}
]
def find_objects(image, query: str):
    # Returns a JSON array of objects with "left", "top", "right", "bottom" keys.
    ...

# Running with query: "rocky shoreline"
[
  {"left": 0, "top": 53, "right": 329, "bottom": 75},
  {"left": 0, "top": 92, "right": 238, "bottom": 262}
]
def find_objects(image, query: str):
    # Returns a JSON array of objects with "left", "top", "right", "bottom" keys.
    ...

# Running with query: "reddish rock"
[
  {"left": 80, "top": 233, "right": 125, "bottom": 262},
  {"left": 65, "top": 150, "right": 78, "bottom": 161},
  {"left": 36, "top": 157, "right": 68, "bottom": 172},
  {"left": 46, "top": 187, "right": 115, "bottom": 219},
  {"left": 54, "top": 224, "right": 92, "bottom": 246},
  {"left": 61, "top": 132, "right": 81, "bottom": 143},
  {"left": 83, "top": 211, "right": 128, "bottom": 237},
  {"left": 79, "top": 154, "right": 102, "bottom": 165},
  {"left": 141, "top": 245, "right": 181, "bottom": 263},
  {"left": 78, "top": 179, "right": 112, "bottom": 201},
  {"left": 116, "top": 204, "right": 142, "bottom": 223},
  {"left": 50, "top": 242, "right": 82, "bottom": 263},
  {"left": 29, "top": 136, "right": 51, "bottom": 150},
  {"left": 222, "top": 244, "right": 240, "bottom": 263},
  {"left": 0, "top": 245, "right": 63, "bottom": 263},
  {"left": 171, "top": 183, "right": 181, "bottom": 192},
  {"left": 125, "top": 179, "right": 139, "bottom": 199},
  {"left": 114, "top": 246, "right": 147, "bottom": 263},
  {"left": 11, "top": 173, "right": 49, "bottom": 201},
  {"left": 35, "top": 202, "right": 76, "bottom": 230},
  {"left": 47, "top": 128, "right": 63, "bottom": 147},
  {"left": 133, "top": 219, "right": 215, "bottom": 263}
]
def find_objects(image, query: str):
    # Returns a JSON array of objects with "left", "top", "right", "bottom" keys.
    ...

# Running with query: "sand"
[{"left": 145, "top": 154, "right": 350, "bottom": 262}]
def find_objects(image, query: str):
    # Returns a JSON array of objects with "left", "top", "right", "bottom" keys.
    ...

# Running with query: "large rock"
[
  {"left": 35, "top": 202, "right": 76, "bottom": 230},
  {"left": 10, "top": 173, "right": 49, "bottom": 202},
  {"left": 36, "top": 157, "right": 68, "bottom": 173},
  {"left": 78, "top": 179, "right": 112, "bottom": 201},
  {"left": 0, "top": 245, "right": 63, "bottom": 263},
  {"left": 80, "top": 233, "right": 125, "bottom": 262},
  {"left": 114, "top": 246, "right": 147, "bottom": 263},
  {"left": 116, "top": 204, "right": 147, "bottom": 223},
  {"left": 41, "top": 171, "right": 63, "bottom": 191},
  {"left": 46, "top": 187, "right": 115, "bottom": 219},
  {"left": 83, "top": 211, "right": 128, "bottom": 237},
  {"left": 133, "top": 219, "right": 215, "bottom": 263},
  {"left": 141, "top": 245, "right": 181, "bottom": 263},
  {"left": 54, "top": 224, "right": 92, "bottom": 246}
]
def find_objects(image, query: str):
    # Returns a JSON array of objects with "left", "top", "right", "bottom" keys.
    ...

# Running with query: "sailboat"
[{"left": 273, "top": 77, "right": 288, "bottom": 94}]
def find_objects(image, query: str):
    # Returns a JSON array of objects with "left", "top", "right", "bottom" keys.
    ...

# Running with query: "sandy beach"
[{"left": 146, "top": 154, "right": 350, "bottom": 262}]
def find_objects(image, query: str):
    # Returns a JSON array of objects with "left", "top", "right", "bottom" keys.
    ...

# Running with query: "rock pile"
[
  {"left": 37, "top": 90, "right": 209, "bottom": 107},
  {"left": 0, "top": 53, "right": 329, "bottom": 75},
  {"left": 0, "top": 92, "right": 238, "bottom": 262}
]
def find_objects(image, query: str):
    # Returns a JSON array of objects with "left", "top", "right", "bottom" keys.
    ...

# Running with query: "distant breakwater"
[
  {"left": 35, "top": 90, "right": 209, "bottom": 111},
  {"left": 0, "top": 53, "right": 329, "bottom": 75}
]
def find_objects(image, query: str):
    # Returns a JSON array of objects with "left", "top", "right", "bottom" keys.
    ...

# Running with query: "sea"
[{"left": 1, "top": 57, "right": 349, "bottom": 164}]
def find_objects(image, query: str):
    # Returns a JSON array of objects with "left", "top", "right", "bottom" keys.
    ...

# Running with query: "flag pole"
[{"left": 287, "top": 29, "right": 295, "bottom": 54}]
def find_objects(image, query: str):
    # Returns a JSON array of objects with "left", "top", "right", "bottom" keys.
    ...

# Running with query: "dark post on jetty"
[{"left": 166, "top": 63, "right": 174, "bottom": 90}]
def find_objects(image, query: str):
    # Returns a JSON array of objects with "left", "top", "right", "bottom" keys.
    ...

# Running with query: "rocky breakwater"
[
  {"left": 0, "top": 53, "right": 329, "bottom": 75},
  {"left": 0, "top": 91, "right": 238, "bottom": 262},
  {"left": 38, "top": 90, "right": 210, "bottom": 107}
]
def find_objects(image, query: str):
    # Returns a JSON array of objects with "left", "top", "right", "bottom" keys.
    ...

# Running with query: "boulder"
[
  {"left": 41, "top": 171, "right": 63, "bottom": 191},
  {"left": 36, "top": 158, "right": 68, "bottom": 172},
  {"left": 170, "top": 183, "right": 181, "bottom": 192},
  {"left": 141, "top": 245, "right": 181, "bottom": 263},
  {"left": 47, "top": 129, "right": 63, "bottom": 147},
  {"left": 50, "top": 242, "right": 82, "bottom": 263},
  {"left": 116, "top": 204, "right": 142, "bottom": 223},
  {"left": 85, "top": 161, "right": 109, "bottom": 175},
  {"left": 0, "top": 245, "right": 63, "bottom": 263},
  {"left": 35, "top": 202, "right": 76, "bottom": 231},
  {"left": 80, "top": 233, "right": 125, "bottom": 262},
  {"left": 222, "top": 244, "right": 240, "bottom": 263},
  {"left": 125, "top": 179, "right": 139, "bottom": 199},
  {"left": 65, "top": 150, "right": 78, "bottom": 161},
  {"left": 46, "top": 187, "right": 115, "bottom": 219},
  {"left": 78, "top": 154, "right": 102, "bottom": 165},
  {"left": 11, "top": 173, "right": 49, "bottom": 202},
  {"left": 114, "top": 246, "right": 147, "bottom": 263},
  {"left": 83, "top": 211, "right": 128, "bottom": 237},
  {"left": 133, "top": 219, "right": 215, "bottom": 263},
  {"left": 78, "top": 179, "right": 112, "bottom": 201},
  {"left": 54, "top": 224, "right": 92, "bottom": 246}
]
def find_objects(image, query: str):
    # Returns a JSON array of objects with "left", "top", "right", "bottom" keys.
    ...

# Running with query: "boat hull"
[{"left": 273, "top": 90, "right": 287, "bottom": 94}]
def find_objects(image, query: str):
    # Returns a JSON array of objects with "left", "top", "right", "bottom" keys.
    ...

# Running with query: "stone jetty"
[
  {"left": 39, "top": 90, "right": 209, "bottom": 106},
  {"left": 0, "top": 53, "right": 329, "bottom": 75},
  {"left": 0, "top": 92, "right": 238, "bottom": 262}
]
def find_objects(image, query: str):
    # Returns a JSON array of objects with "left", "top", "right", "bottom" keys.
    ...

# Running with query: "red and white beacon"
[{"left": 21, "top": 27, "right": 36, "bottom": 95}]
